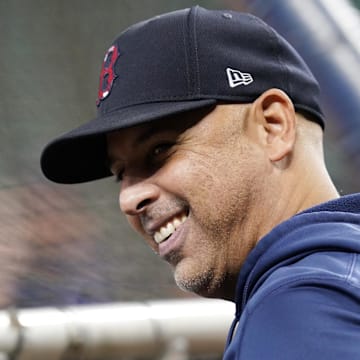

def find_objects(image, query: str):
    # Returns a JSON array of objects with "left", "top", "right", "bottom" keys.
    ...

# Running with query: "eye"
[
  {"left": 152, "top": 143, "right": 173, "bottom": 157},
  {"left": 147, "top": 142, "right": 174, "bottom": 169}
]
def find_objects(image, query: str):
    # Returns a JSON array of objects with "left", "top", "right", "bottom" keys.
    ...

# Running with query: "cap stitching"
[
  {"left": 271, "top": 28, "right": 292, "bottom": 100},
  {"left": 191, "top": 6, "right": 201, "bottom": 96},
  {"left": 182, "top": 10, "right": 191, "bottom": 96}
]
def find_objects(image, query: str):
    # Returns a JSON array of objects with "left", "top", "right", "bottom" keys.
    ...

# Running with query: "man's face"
[{"left": 107, "top": 105, "right": 268, "bottom": 299}]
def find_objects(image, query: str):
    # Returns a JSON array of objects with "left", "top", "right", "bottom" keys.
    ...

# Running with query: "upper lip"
[{"left": 142, "top": 208, "right": 189, "bottom": 236}]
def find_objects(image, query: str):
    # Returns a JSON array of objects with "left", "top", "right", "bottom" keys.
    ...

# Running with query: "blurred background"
[{"left": 0, "top": 0, "right": 359, "bottom": 358}]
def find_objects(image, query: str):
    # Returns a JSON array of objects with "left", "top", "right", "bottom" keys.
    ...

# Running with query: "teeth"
[
  {"left": 153, "top": 214, "right": 188, "bottom": 244},
  {"left": 173, "top": 219, "right": 181, "bottom": 228}
]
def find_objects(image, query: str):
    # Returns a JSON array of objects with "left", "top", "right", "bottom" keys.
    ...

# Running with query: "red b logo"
[{"left": 97, "top": 45, "right": 119, "bottom": 106}]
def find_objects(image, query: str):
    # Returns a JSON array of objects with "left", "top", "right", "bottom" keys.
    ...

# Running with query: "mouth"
[{"left": 153, "top": 212, "right": 188, "bottom": 244}]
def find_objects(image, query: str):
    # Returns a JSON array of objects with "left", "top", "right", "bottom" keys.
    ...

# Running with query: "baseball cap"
[{"left": 41, "top": 6, "right": 324, "bottom": 184}]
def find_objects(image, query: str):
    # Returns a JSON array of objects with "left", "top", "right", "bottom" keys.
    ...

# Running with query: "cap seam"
[
  {"left": 192, "top": 6, "right": 201, "bottom": 95},
  {"left": 273, "top": 29, "right": 292, "bottom": 99},
  {"left": 257, "top": 17, "right": 289, "bottom": 94},
  {"left": 188, "top": 6, "right": 201, "bottom": 96},
  {"left": 182, "top": 9, "right": 191, "bottom": 96}
]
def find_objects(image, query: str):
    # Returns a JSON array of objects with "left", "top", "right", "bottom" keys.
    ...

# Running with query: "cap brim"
[{"left": 41, "top": 99, "right": 217, "bottom": 184}]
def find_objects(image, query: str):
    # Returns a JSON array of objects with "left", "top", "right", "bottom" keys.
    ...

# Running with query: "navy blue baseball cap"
[{"left": 41, "top": 6, "right": 325, "bottom": 184}]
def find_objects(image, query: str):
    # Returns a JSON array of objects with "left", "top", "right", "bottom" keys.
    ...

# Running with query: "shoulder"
[
  {"left": 257, "top": 250, "right": 360, "bottom": 299},
  {"left": 225, "top": 251, "right": 360, "bottom": 360}
]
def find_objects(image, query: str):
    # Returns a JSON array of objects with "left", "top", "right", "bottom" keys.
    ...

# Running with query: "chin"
[{"left": 173, "top": 262, "right": 224, "bottom": 298}]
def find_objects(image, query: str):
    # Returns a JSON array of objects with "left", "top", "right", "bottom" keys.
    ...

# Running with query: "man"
[{"left": 41, "top": 6, "right": 360, "bottom": 359}]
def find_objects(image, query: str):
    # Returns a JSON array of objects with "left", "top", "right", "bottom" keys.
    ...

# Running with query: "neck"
[
  {"left": 293, "top": 158, "right": 339, "bottom": 214},
  {"left": 254, "top": 163, "right": 338, "bottom": 252},
  {"left": 276, "top": 169, "right": 338, "bottom": 234}
]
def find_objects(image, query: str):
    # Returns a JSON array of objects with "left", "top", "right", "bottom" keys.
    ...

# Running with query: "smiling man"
[{"left": 41, "top": 6, "right": 360, "bottom": 359}]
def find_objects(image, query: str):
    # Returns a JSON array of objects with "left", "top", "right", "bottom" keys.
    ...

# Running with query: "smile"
[{"left": 153, "top": 213, "right": 188, "bottom": 244}]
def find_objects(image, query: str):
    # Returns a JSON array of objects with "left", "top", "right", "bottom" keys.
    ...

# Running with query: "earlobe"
[{"left": 253, "top": 89, "right": 297, "bottom": 163}]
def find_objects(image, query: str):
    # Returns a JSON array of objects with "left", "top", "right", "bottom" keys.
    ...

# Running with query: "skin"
[{"left": 107, "top": 89, "right": 339, "bottom": 301}]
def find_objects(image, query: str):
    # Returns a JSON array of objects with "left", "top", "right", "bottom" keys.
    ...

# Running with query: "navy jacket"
[{"left": 224, "top": 194, "right": 360, "bottom": 359}]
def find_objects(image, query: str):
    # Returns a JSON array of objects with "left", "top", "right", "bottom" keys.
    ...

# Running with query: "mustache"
[{"left": 139, "top": 198, "right": 188, "bottom": 228}]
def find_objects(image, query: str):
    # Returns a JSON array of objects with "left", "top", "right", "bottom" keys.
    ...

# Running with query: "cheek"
[
  {"left": 171, "top": 153, "right": 258, "bottom": 223},
  {"left": 165, "top": 158, "right": 231, "bottom": 232},
  {"left": 163, "top": 154, "right": 217, "bottom": 196}
]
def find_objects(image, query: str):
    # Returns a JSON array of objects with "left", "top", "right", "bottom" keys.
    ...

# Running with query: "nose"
[{"left": 119, "top": 181, "right": 160, "bottom": 216}]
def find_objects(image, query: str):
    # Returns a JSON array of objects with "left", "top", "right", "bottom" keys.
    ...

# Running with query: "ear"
[{"left": 251, "top": 88, "right": 297, "bottom": 162}]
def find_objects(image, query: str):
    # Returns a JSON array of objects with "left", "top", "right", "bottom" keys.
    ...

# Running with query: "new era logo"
[{"left": 226, "top": 68, "right": 254, "bottom": 88}]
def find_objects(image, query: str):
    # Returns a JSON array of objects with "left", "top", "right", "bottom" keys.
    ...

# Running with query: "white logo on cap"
[{"left": 226, "top": 67, "right": 254, "bottom": 88}]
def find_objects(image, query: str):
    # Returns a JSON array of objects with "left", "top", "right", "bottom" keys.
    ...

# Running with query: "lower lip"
[{"left": 158, "top": 219, "right": 189, "bottom": 258}]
